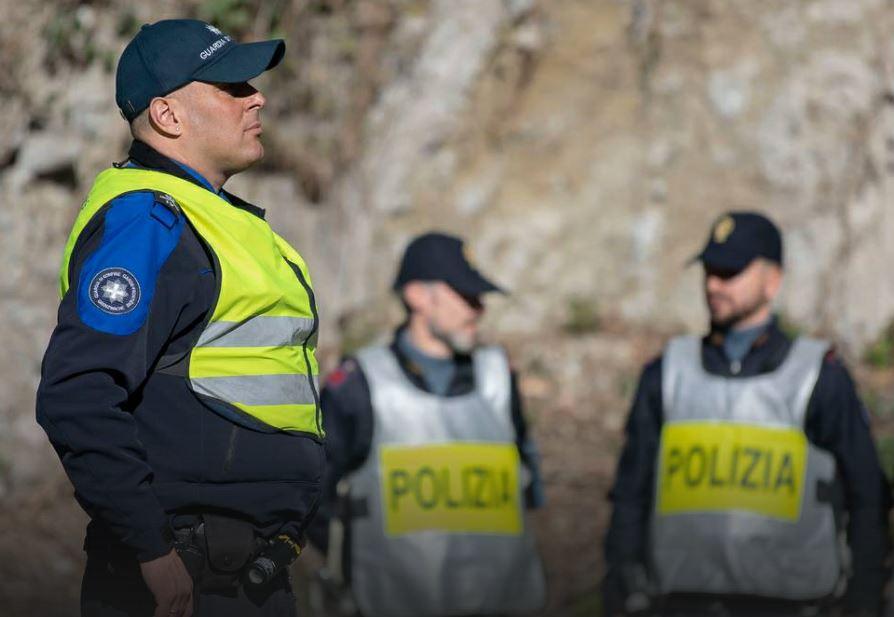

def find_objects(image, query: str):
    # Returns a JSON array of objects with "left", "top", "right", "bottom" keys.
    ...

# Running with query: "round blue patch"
[{"left": 89, "top": 268, "right": 141, "bottom": 315}]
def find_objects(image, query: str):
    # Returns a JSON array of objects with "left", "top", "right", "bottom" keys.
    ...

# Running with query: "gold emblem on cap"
[{"left": 713, "top": 216, "right": 735, "bottom": 244}]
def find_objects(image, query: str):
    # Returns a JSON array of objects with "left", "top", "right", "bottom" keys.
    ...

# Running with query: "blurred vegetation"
[
  {"left": 43, "top": 8, "right": 114, "bottom": 74},
  {"left": 0, "top": 448, "right": 9, "bottom": 479},
  {"left": 569, "top": 588, "right": 603, "bottom": 617},
  {"left": 863, "top": 319, "right": 894, "bottom": 368},
  {"left": 116, "top": 9, "right": 141, "bottom": 37},
  {"left": 616, "top": 374, "right": 637, "bottom": 401},
  {"left": 776, "top": 312, "right": 804, "bottom": 340},
  {"left": 861, "top": 384, "right": 894, "bottom": 420},
  {"left": 196, "top": 0, "right": 353, "bottom": 38},
  {"left": 198, "top": 0, "right": 257, "bottom": 35},
  {"left": 337, "top": 310, "right": 385, "bottom": 357},
  {"left": 876, "top": 436, "right": 894, "bottom": 482},
  {"left": 562, "top": 296, "right": 602, "bottom": 335}
]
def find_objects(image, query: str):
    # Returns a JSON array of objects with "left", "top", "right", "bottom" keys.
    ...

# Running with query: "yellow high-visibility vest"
[{"left": 60, "top": 167, "right": 323, "bottom": 437}]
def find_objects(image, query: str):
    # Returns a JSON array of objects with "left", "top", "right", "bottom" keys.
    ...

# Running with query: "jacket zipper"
[{"left": 287, "top": 261, "right": 322, "bottom": 436}]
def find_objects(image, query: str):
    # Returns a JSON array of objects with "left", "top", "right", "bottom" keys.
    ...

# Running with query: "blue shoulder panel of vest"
[{"left": 76, "top": 191, "right": 184, "bottom": 336}]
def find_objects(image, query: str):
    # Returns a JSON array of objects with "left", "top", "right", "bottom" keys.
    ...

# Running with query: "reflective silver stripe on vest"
[
  {"left": 346, "top": 344, "right": 546, "bottom": 617},
  {"left": 196, "top": 316, "right": 316, "bottom": 348},
  {"left": 652, "top": 335, "right": 843, "bottom": 600},
  {"left": 192, "top": 373, "right": 319, "bottom": 406}
]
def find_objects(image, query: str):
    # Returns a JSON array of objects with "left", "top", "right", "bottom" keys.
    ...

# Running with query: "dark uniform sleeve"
[
  {"left": 510, "top": 371, "right": 546, "bottom": 509},
  {"left": 36, "top": 192, "right": 195, "bottom": 562},
  {"left": 306, "top": 359, "right": 375, "bottom": 554},
  {"left": 602, "top": 356, "right": 663, "bottom": 614},
  {"left": 804, "top": 354, "right": 891, "bottom": 614}
]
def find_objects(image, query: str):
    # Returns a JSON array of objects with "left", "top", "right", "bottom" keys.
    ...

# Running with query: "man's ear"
[
  {"left": 146, "top": 94, "right": 184, "bottom": 138},
  {"left": 764, "top": 261, "right": 784, "bottom": 301},
  {"left": 402, "top": 282, "right": 431, "bottom": 314}
]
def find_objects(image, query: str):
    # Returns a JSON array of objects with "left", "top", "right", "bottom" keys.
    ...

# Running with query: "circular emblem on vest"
[{"left": 89, "top": 268, "right": 141, "bottom": 314}]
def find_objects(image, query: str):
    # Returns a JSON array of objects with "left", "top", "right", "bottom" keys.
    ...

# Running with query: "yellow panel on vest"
[
  {"left": 657, "top": 422, "right": 807, "bottom": 521},
  {"left": 380, "top": 443, "right": 522, "bottom": 536},
  {"left": 189, "top": 345, "right": 315, "bottom": 378},
  {"left": 64, "top": 169, "right": 323, "bottom": 437},
  {"left": 231, "top": 402, "right": 319, "bottom": 434}
]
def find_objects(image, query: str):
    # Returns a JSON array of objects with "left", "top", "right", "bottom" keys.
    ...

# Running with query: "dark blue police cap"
[
  {"left": 393, "top": 232, "right": 504, "bottom": 297},
  {"left": 116, "top": 19, "right": 285, "bottom": 121},
  {"left": 695, "top": 211, "right": 783, "bottom": 271}
]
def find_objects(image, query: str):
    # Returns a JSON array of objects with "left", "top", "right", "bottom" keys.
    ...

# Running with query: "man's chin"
[
  {"left": 445, "top": 333, "right": 478, "bottom": 355},
  {"left": 452, "top": 341, "right": 476, "bottom": 355},
  {"left": 709, "top": 314, "right": 735, "bottom": 332},
  {"left": 227, "top": 149, "right": 265, "bottom": 175},
  {"left": 247, "top": 143, "right": 265, "bottom": 164}
]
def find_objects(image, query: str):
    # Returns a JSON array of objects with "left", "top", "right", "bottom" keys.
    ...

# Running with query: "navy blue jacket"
[
  {"left": 306, "top": 330, "right": 543, "bottom": 556},
  {"left": 604, "top": 320, "right": 891, "bottom": 613},
  {"left": 36, "top": 141, "right": 324, "bottom": 562}
]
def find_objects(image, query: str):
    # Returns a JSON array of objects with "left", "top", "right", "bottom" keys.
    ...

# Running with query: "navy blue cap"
[
  {"left": 115, "top": 19, "right": 285, "bottom": 121},
  {"left": 695, "top": 211, "right": 783, "bottom": 271},
  {"left": 393, "top": 232, "right": 504, "bottom": 297}
]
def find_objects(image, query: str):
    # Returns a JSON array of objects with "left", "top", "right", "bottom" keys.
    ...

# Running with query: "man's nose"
[
  {"left": 248, "top": 88, "right": 266, "bottom": 109},
  {"left": 705, "top": 274, "right": 724, "bottom": 293}
]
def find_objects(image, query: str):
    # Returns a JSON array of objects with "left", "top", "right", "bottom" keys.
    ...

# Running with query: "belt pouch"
[{"left": 201, "top": 514, "right": 256, "bottom": 590}]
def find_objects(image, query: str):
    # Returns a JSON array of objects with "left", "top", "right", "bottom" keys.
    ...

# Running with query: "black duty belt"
[
  {"left": 173, "top": 514, "right": 302, "bottom": 592},
  {"left": 173, "top": 514, "right": 267, "bottom": 592}
]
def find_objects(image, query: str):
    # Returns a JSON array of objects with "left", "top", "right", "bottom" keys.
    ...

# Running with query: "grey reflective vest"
[
  {"left": 346, "top": 344, "right": 546, "bottom": 617},
  {"left": 651, "top": 335, "right": 844, "bottom": 599}
]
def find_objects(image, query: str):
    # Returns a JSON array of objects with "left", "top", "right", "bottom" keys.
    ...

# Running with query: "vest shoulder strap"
[
  {"left": 354, "top": 344, "right": 397, "bottom": 385},
  {"left": 662, "top": 335, "right": 701, "bottom": 413},
  {"left": 779, "top": 336, "right": 829, "bottom": 426},
  {"left": 786, "top": 336, "right": 829, "bottom": 364},
  {"left": 473, "top": 345, "right": 511, "bottom": 414},
  {"left": 664, "top": 335, "right": 701, "bottom": 368}
]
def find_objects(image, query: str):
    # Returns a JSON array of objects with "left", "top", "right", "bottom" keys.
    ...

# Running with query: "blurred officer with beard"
[
  {"left": 307, "top": 231, "right": 547, "bottom": 617},
  {"left": 602, "top": 212, "right": 890, "bottom": 617}
]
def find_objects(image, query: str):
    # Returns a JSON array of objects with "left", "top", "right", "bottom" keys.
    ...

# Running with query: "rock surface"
[{"left": 3, "top": 0, "right": 894, "bottom": 614}]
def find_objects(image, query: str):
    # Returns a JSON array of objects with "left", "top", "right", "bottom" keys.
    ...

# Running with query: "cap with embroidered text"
[{"left": 115, "top": 19, "right": 285, "bottom": 121}]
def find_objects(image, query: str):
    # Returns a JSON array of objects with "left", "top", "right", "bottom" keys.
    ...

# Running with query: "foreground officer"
[
  {"left": 37, "top": 20, "right": 323, "bottom": 617},
  {"left": 307, "top": 232, "right": 547, "bottom": 617},
  {"left": 603, "top": 212, "right": 891, "bottom": 617}
]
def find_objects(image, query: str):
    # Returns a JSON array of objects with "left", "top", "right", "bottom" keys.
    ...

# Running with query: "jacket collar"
[
  {"left": 701, "top": 316, "right": 793, "bottom": 377},
  {"left": 119, "top": 140, "right": 266, "bottom": 220},
  {"left": 388, "top": 325, "right": 475, "bottom": 397}
]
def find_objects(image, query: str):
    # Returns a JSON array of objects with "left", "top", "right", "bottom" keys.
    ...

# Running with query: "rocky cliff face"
[
  {"left": 243, "top": 0, "right": 894, "bottom": 351},
  {"left": 331, "top": 0, "right": 894, "bottom": 348},
  {"left": 3, "top": 0, "right": 894, "bottom": 613}
]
